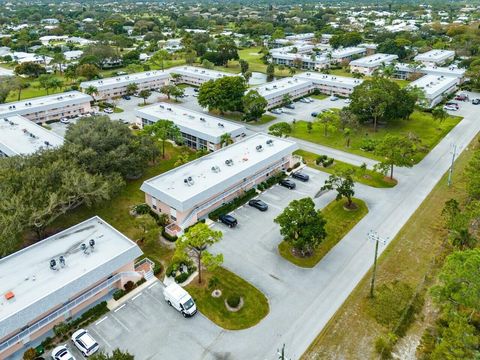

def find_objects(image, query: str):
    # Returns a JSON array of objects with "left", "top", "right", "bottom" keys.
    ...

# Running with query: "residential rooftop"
[
  {"left": 135, "top": 103, "right": 246, "bottom": 143},
  {"left": 0, "top": 91, "right": 92, "bottom": 118},
  {"left": 414, "top": 49, "right": 455, "bottom": 63},
  {"left": 295, "top": 72, "right": 363, "bottom": 89},
  {"left": 329, "top": 47, "right": 366, "bottom": 59},
  {"left": 140, "top": 133, "right": 298, "bottom": 212},
  {"left": 350, "top": 53, "right": 399, "bottom": 67},
  {"left": 80, "top": 70, "right": 170, "bottom": 91},
  {"left": 408, "top": 74, "right": 458, "bottom": 98},
  {"left": 395, "top": 63, "right": 466, "bottom": 78},
  {"left": 0, "top": 115, "right": 64, "bottom": 156},
  {"left": 254, "top": 77, "right": 313, "bottom": 100},
  {"left": 269, "top": 44, "right": 315, "bottom": 55},
  {"left": 169, "top": 66, "right": 238, "bottom": 81},
  {"left": 0, "top": 216, "right": 142, "bottom": 340}
]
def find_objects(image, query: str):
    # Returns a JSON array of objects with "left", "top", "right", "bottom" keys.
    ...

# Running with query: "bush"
[
  {"left": 315, "top": 155, "right": 334, "bottom": 167},
  {"left": 113, "top": 289, "right": 126, "bottom": 300},
  {"left": 134, "top": 203, "right": 150, "bottom": 215},
  {"left": 226, "top": 294, "right": 241, "bottom": 308},
  {"left": 23, "top": 348, "right": 37, "bottom": 360},
  {"left": 208, "top": 188, "right": 257, "bottom": 221},
  {"left": 153, "top": 262, "right": 162, "bottom": 275},
  {"left": 162, "top": 228, "right": 178, "bottom": 242},
  {"left": 208, "top": 276, "right": 220, "bottom": 289},
  {"left": 374, "top": 333, "right": 398, "bottom": 359},
  {"left": 124, "top": 280, "right": 135, "bottom": 292},
  {"left": 360, "top": 138, "right": 378, "bottom": 152},
  {"left": 175, "top": 272, "right": 190, "bottom": 283},
  {"left": 292, "top": 162, "right": 301, "bottom": 169}
]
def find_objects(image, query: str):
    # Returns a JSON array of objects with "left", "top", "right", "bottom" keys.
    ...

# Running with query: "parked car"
[
  {"left": 51, "top": 345, "right": 75, "bottom": 360},
  {"left": 71, "top": 329, "right": 99, "bottom": 357},
  {"left": 306, "top": 97, "right": 314, "bottom": 103},
  {"left": 163, "top": 283, "right": 197, "bottom": 317},
  {"left": 280, "top": 179, "right": 296, "bottom": 189},
  {"left": 60, "top": 118, "right": 70, "bottom": 124},
  {"left": 248, "top": 199, "right": 268, "bottom": 211},
  {"left": 122, "top": 95, "right": 131, "bottom": 100},
  {"left": 444, "top": 105, "right": 458, "bottom": 111},
  {"left": 270, "top": 109, "right": 282, "bottom": 115},
  {"left": 292, "top": 172, "right": 310, "bottom": 182},
  {"left": 472, "top": 98, "right": 480, "bottom": 105},
  {"left": 330, "top": 95, "right": 339, "bottom": 101},
  {"left": 285, "top": 104, "right": 295, "bottom": 109},
  {"left": 455, "top": 94, "right": 469, "bottom": 101},
  {"left": 103, "top": 108, "right": 114, "bottom": 114},
  {"left": 299, "top": 98, "right": 309, "bottom": 103},
  {"left": 219, "top": 214, "right": 238, "bottom": 227},
  {"left": 193, "top": 88, "right": 199, "bottom": 92},
  {"left": 311, "top": 112, "right": 319, "bottom": 117},
  {"left": 344, "top": 98, "right": 351, "bottom": 104},
  {"left": 445, "top": 101, "right": 459, "bottom": 109}
]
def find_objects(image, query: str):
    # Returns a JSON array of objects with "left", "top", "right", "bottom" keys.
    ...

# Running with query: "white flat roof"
[
  {"left": 350, "top": 53, "right": 398, "bottom": 67},
  {"left": 140, "top": 133, "right": 298, "bottom": 212},
  {"left": 330, "top": 47, "right": 366, "bottom": 59},
  {"left": 80, "top": 70, "right": 170, "bottom": 91},
  {"left": 0, "top": 216, "right": 142, "bottom": 340},
  {"left": 395, "top": 63, "right": 465, "bottom": 78},
  {"left": 408, "top": 74, "right": 458, "bottom": 99},
  {"left": 295, "top": 72, "right": 363, "bottom": 90},
  {"left": 271, "top": 52, "right": 329, "bottom": 64},
  {"left": 270, "top": 44, "right": 315, "bottom": 55},
  {"left": 0, "top": 115, "right": 64, "bottom": 156},
  {"left": 414, "top": 49, "right": 455, "bottom": 63},
  {"left": 169, "top": 66, "right": 238, "bottom": 81},
  {"left": 135, "top": 103, "right": 245, "bottom": 143},
  {"left": 254, "top": 77, "right": 313, "bottom": 100},
  {"left": 0, "top": 91, "right": 92, "bottom": 118}
]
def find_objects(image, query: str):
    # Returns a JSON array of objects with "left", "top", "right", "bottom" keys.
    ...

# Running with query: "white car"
[
  {"left": 443, "top": 105, "right": 458, "bottom": 111},
  {"left": 60, "top": 118, "right": 70, "bottom": 124},
  {"left": 344, "top": 98, "right": 351, "bottom": 104},
  {"left": 103, "top": 108, "right": 114, "bottom": 114},
  {"left": 299, "top": 98, "right": 309, "bottom": 103},
  {"left": 306, "top": 97, "right": 314, "bottom": 103},
  {"left": 71, "top": 329, "right": 99, "bottom": 357},
  {"left": 330, "top": 95, "right": 339, "bottom": 101},
  {"left": 51, "top": 345, "right": 76, "bottom": 360}
]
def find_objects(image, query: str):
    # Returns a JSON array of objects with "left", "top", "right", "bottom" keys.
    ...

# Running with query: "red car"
[{"left": 455, "top": 94, "right": 469, "bottom": 101}]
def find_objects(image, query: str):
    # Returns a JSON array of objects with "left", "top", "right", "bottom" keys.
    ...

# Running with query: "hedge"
[
  {"left": 162, "top": 228, "right": 178, "bottom": 242},
  {"left": 256, "top": 172, "right": 286, "bottom": 191},
  {"left": 208, "top": 188, "right": 257, "bottom": 221}
]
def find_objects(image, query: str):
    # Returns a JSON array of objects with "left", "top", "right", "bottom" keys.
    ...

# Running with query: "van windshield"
[{"left": 183, "top": 298, "right": 195, "bottom": 310}]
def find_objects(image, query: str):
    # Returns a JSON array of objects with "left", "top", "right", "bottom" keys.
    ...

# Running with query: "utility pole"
[
  {"left": 448, "top": 143, "right": 457, "bottom": 187},
  {"left": 368, "top": 230, "right": 388, "bottom": 298}
]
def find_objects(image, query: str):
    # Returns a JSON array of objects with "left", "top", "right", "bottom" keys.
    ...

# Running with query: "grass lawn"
[
  {"left": 311, "top": 93, "right": 329, "bottom": 100},
  {"left": 209, "top": 111, "right": 276, "bottom": 125},
  {"left": 301, "top": 137, "right": 479, "bottom": 360},
  {"left": 185, "top": 267, "right": 269, "bottom": 330},
  {"left": 5, "top": 76, "right": 68, "bottom": 102},
  {"left": 294, "top": 150, "right": 397, "bottom": 188},
  {"left": 291, "top": 111, "right": 462, "bottom": 163},
  {"left": 48, "top": 143, "right": 185, "bottom": 269},
  {"left": 113, "top": 106, "right": 124, "bottom": 113},
  {"left": 278, "top": 198, "right": 368, "bottom": 268}
]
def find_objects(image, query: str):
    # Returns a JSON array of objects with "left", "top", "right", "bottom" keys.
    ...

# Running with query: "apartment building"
[
  {"left": 270, "top": 52, "right": 329, "bottom": 70},
  {"left": 80, "top": 71, "right": 171, "bottom": 101},
  {"left": 254, "top": 77, "right": 314, "bottom": 109},
  {"left": 0, "top": 91, "right": 93, "bottom": 123},
  {"left": 295, "top": 72, "right": 363, "bottom": 97},
  {"left": 140, "top": 133, "right": 299, "bottom": 233},
  {"left": 169, "top": 66, "right": 237, "bottom": 87},
  {"left": 408, "top": 74, "right": 458, "bottom": 108},
  {"left": 0, "top": 115, "right": 64, "bottom": 157},
  {"left": 0, "top": 217, "right": 144, "bottom": 359},
  {"left": 349, "top": 53, "right": 399, "bottom": 75},
  {"left": 414, "top": 50, "right": 455, "bottom": 66},
  {"left": 135, "top": 103, "right": 246, "bottom": 151},
  {"left": 394, "top": 63, "right": 466, "bottom": 83},
  {"left": 329, "top": 47, "right": 366, "bottom": 63}
]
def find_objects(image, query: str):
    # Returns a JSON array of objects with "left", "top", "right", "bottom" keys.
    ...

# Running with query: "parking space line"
[
  {"left": 114, "top": 304, "right": 126, "bottom": 312},
  {"left": 148, "top": 282, "right": 159, "bottom": 289},
  {"left": 144, "top": 290, "right": 166, "bottom": 306},
  {"left": 89, "top": 328, "right": 113, "bottom": 349},
  {"left": 95, "top": 316, "right": 108, "bottom": 326},
  {"left": 109, "top": 313, "right": 131, "bottom": 332},
  {"left": 131, "top": 293, "right": 142, "bottom": 301}
]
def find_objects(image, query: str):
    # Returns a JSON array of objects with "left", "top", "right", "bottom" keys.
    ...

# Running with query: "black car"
[
  {"left": 219, "top": 214, "right": 238, "bottom": 227},
  {"left": 472, "top": 98, "right": 480, "bottom": 105},
  {"left": 285, "top": 104, "right": 295, "bottom": 109},
  {"left": 248, "top": 199, "right": 268, "bottom": 211},
  {"left": 311, "top": 112, "right": 319, "bottom": 117},
  {"left": 280, "top": 179, "right": 296, "bottom": 189},
  {"left": 292, "top": 172, "right": 309, "bottom": 182},
  {"left": 122, "top": 95, "right": 131, "bottom": 100}
]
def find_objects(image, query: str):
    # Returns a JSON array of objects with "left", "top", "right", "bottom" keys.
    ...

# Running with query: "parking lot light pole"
[{"left": 368, "top": 230, "right": 388, "bottom": 298}]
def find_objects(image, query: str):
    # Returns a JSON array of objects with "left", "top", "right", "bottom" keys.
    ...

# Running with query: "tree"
[
  {"left": 320, "top": 171, "right": 356, "bottom": 209},
  {"left": 85, "top": 85, "right": 98, "bottom": 103},
  {"left": 126, "top": 83, "right": 138, "bottom": 96},
  {"left": 14, "top": 62, "right": 46, "bottom": 77},
  {"left": 89, "top": 349, "right": 135, "bottom": 360},
  {"left": 52, "top": 52, "right": 66, "bottom": 75},
  {"left": 374, "top": 134, "right": 417, "bottom": 179},
  {"left": 220, "top": 133, "right": 233, "bottom": 147},
  {"left": 239, "top": 59, "right": 249, "bottom": 74},
  {"left": 315, "top": 111, "right": 337, "bottom": 137},
  {"left": 266, "top": 63, "right": 275, "bottom": 82},
  {"left": 184, "top": 49, "right": 197, "bottom": 65},
  {"left": 201, "top": 37, "right": 238, "bottom": 66},
  {"left": 174, "top": 150, "right": 191, "bottom": 167},
  {"left": 142, "top": 119, "right": 182, "bottom": 158},
  {"left": 150, "top": 49, "right": 170, "bottom": 71},
  {"left": 281, "top": 94, "right": 292, "bottom": 107},
  {"left": 274, "top": 197, "right": 327, "bottom": 257},
  {"left": 465, "top": 150, "right": 480, "bottom": 199},
  {"left": 76, "top": 64, "right": 100, "bottom": 80},
  {"left": 202, "top": 59, "right": 214, "bottom": 69},
  {"left": 242, "top": 90, "right": 267, "bottom": 122},
  {"left": 135, "top": 215, "right": 159, "bottom": 244},
  {"left": 138, "top": 89, "right": 151, "bottom": 105},
  {"left": 197, "top": 76, "right": 246, "bottom": 113},
  {"left": 159, "top": 84, "right": 183, "bottom": 100},
  {"left": 432, "top": 106, "right": 448, "bottom": 123},
  {"left": 243, "top": 70, "right": 252, "bottom": 83},
  {"left": 268, "top": 122, "right": 292, "bottom": 138},
  {"left": 37, "top": 74, "right": 54, "bottom": 95},
  {"left": 0, "top": 76, "right": 13, "bottom": 103},
  {"left": 175, "top": 222, "right": 223, "bottom": 284}
]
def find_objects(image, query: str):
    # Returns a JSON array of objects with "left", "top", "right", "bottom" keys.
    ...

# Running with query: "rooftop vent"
[
  {"left": 218, "top": 123, "right": 224, "bottom": 128},
  {"left": 50, "top": 258, "right": 57, "bottom": 270},
  {"left": 266, "top": 139, "right": 274, "bottom": 146},
  {"left": 211, "top": 165, "right": 221, "bottom": 173},
  {"left": 81, "top": 243, "right": 90, "bottom": 255},
  {"left": 89, "top": 239, "right": 95, "bottom": 249},
  {"left": 256, "top": 145, "right": 263, "bottom": 152},
  {"left": 225, "top": 159, "right": 234, "bottom": 166},
  {"left": 44, "top": 141, "right": 51, "bottom": 146},
  {"left": 59, "top": 255, "right": 66, "bottom": 268},
  {"left": 200, "top": 117, "right": 206, "bottom": 122}
]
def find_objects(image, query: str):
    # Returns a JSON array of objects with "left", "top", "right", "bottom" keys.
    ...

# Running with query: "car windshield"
[{"left": 183, "top": 298, "right": 195, "bottom": 310}]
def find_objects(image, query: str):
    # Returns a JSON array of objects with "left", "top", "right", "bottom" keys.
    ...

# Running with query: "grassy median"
[{"left": 278, "top": 198, "right": 368, "bottom": 268}]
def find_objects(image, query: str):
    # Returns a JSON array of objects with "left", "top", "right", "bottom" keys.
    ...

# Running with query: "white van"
[{"left": 163, "top": 283, "right": 197, "bottom": 317}]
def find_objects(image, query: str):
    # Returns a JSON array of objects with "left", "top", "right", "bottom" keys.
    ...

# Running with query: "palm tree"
[
  {"left": 432, "top": 106, "right": 448, "bottom": 123},
  {"left": 52, "top": 53, "right": 66, "bottom": 75},
  {"left": 126, "top": 83, "right": 138, "bottom": 96},
  {"left": 288, "top": 67, "right": 296, "bottom": 76},
  {"left": 220, "top": 133, "right": 234, "bottom": 147},
  {"left": 85, "top": 85, "right": 98, "bottom": 103}
]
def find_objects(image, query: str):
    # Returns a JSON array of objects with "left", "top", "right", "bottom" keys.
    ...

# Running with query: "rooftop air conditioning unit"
[
  {"left": 49, "top": 258, "right": 57, "bottom": 270},
  {"left": 218, "top": 123, "right": 224, "bottom": 128},
  {"left": 256, "top": 145, "right": 263, "bottom": 152},
  {"left": 225, "top": 159, "right": 234, "bottom": 166},
  {"left": 266, "top": 139, "right": 274, "bottom": 146},
  {"left": 200, "top": 117, "right": 206, "bottom": 122}
]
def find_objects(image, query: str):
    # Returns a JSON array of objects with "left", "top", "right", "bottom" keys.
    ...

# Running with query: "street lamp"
[{"left": 368, "top": 230, "right": 388, "bottom": 298}]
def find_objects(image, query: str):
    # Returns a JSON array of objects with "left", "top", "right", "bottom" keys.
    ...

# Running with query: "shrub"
[
  {"left": 374, "top": 333, "right": 398, "bottom": 359},
  {"left": 23, "top": 348, "right": 37, "bottom": 360},
  {"left": 323, "top": 158, "right": 334, "bottom": 167},
  {"left": 360, "top": 138, "right": 378, "bottom": 152},
  {"left": 113, "top": 289, "right": 126, "bottom": 300},
  {"left": 315, "top": 155, "right": 328, "bottom": 165},
  {"left": 208, "top": 276, "right": 220, "bottom": 289},
  {"left": 226, "top": 294, "right": 241, "bottom": 308},
  {"left": 286, "top": 167, "right": 292, "bottom": 172},
  {"left": 166, "top": 263, "right": 178, "bottom": 277},
  {"left": 162, "top": 228, "right": 178, "bottom": 242},
  {"left": 124, "top": 281, "right": 135, "bottom": 292},
  {"left": 153, "top": 262, "right": 162, "bottom": 275},
  {"left": 175, "top": 272, "right": 190, "bottom": 283},
  {"left": 292, "top": 162, "right": 301, "bottom": 169},
  {"left": 134, "top": 203, "right": 150, "bottom": 215},
  {"left": 208, "top": 188, "right": 257, "bottom": 221}
]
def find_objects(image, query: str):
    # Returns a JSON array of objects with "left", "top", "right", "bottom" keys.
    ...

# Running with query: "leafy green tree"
[
  {"left": 150, "top": 49, "right": 170, "bottom": 71},
  {"left": 315, "top": 111, "right": 337, "bottom": 136},
  {"left": 239, "top": 59, "right": 249, "bottom": 74},
  {"left": 281, "top": 94, "right": 292, "bottom": 107},
  {"left": 202, "top": 59, "right": 214, "bottom": 69},
  {"left": 175, "top": 222, "right": 223, "bottom": 284},
  {"left": 243, "top": 70, "right": 252, "bottom": 83},
  {"left": 142, "top": 119, "right": 182, "bottom": 158},
  {"left": 37, "top": 74, "right": 54, "bottom": 95},
  {"left": 432, "top": 106, "right": 448, "bottom": 123},
  {"left": 274, "top": 197, "right": 327, "bottom": 257},
  {"left": 65, "top": 116, "right": 155, "bottom": 178},
  {"left": 198, "top": 76, "right": 246, "bottom": 113},
  {"left": 465, "top": 150, "right": 480, "bottom": 199},
  {"left": 138, "top": 89, "right": 151, "bottom": 105},
  {"left": 126, "top": 83, "right": 138, "bottom": 96},
  {"left": 89, "top": 349, "right": 135, "bottom": 360},
  {"left": 320, "top": 171, "right": 356, "bottom": 209},
  {"left": 374, "top": 134, "right": 417, "bottom": 179},
  {"left": 159, "top": 84, "right": 183, "bottom": 100},
  {"left": 268, "top": 122, "right": 292, "bottom": 137},
  {"left": 266, "top": 63, "right": 275, "bottom": 82},
  {"left": 441, "top": 199, "right": 477, "bottom": 250},
  {"left": 14, "top": 62, "right": 46, "bottom": 77},
  {"left": 76, "top": 64, "right": 100, "bottom": 80},
  {"left": 220, "top": 133, "right": 233, "bottom": 147},
  {"left": 242, "top": 90, "right": 267, "bottom": 121},
  {"left": 52, "top": 52, "right": 66, "bottom": 75},
  {"left": 84, "top": 85, "right": 98, "bottom": 103}
]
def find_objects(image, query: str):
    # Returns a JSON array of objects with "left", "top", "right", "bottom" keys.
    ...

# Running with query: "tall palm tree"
[
  {"left": 220, "top": 133, "right": 234, "bottom": 147},
  {"left": 85, "top": 85, "right": 98, "bottom": 103},
  {"left": 52, "top": 53, "right": 66, "bottom": 75}
]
